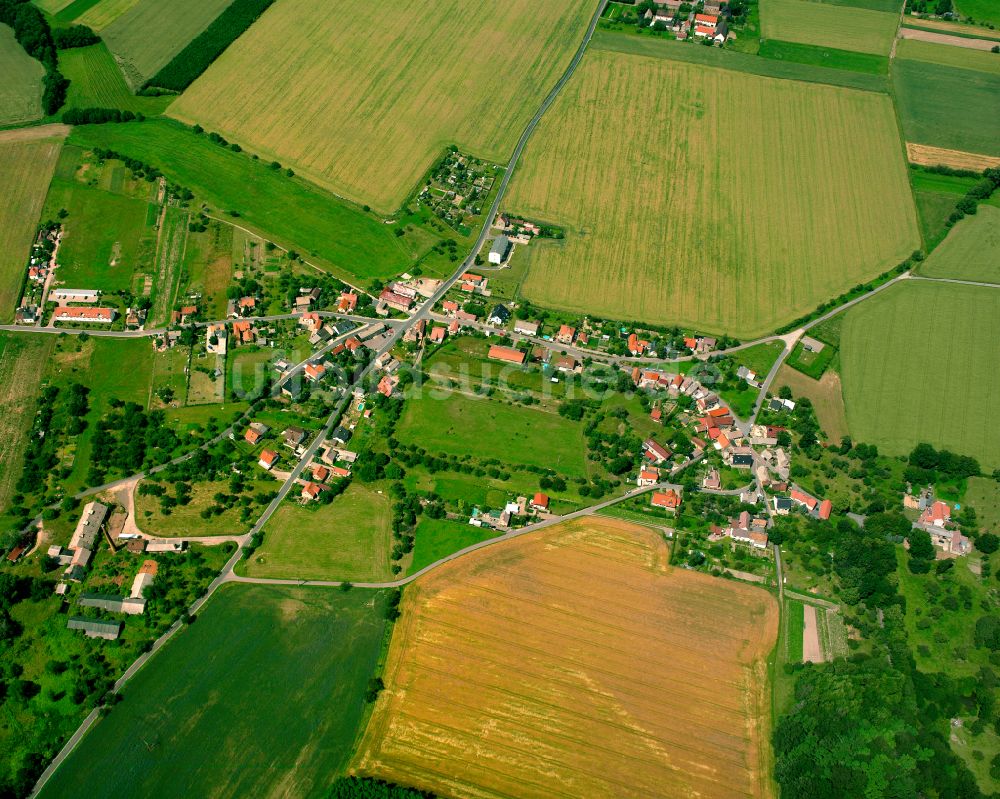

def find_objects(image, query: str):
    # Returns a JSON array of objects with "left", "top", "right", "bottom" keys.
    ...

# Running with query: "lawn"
[
  {"left": 840, "top": 281, "right": 1000, "bottom": 469},
  {"left": 954, "top": 0, "right": 1000, "bottom": 26},
  {"left": 228, "top": 346, "right": 275, "bottom": 401},
  {"left": 916, "top": 205, "right": 1000, "bottom": 283},
  {"left": 99, "top": 0, "right": 231, "bottom": 89},
  {"left": 407, "top": 517, "right": 500, "bottom": 576},
  {"left": 396, "top": 392, "right": 589, "bottom": 477},
  {"left": 169, "top": 0, "right": 597, "bottom": 213},
  {"left": 505, "top": 48, "right": 918, "bottom": 338},
  {"left": 67, "top": 120, "right": 412, "bottom": 284},
  {"left": 245, "top": 483, "right": 394, "bottom": 581},
  {"left": 0, "top": 134, "right": 63, "bottom": 321},
  {"left": 896, "top": 38, "right": 1000, "bottom": 75},
  {"left": 893, "top": 59, "right": 1000, "bottom": 157},
  {"left": 134, "top": 478, "right": 275, "bottom": 537},
  {"left": 38, "top": 583, "right": 389, "bottom": 799},
  {"left": 966, "top": 477, "right": 1000, "bottom": 534},
  {"left": 760, "top": 0, "right": 900, "bottom": 55},
  {"left": 0, "top": 24, "right": 43, "bottom": 126},
  {"left": 757, "top": 39, "right": 888, "bottom": 74},
  {"left": 58, "top": 43, "right": 173, "bottom": 114}
]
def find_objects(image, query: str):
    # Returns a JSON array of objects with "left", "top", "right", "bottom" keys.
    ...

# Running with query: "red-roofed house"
[
  {"left": 301, "top": 482, "right": 325, "bottom": 501},
  {"left": 337, "top": 292, "right": 358, "bottom": 313},
  {"left": 345, "top": 337, "right": 362, "bottom": 352},
  {"left": 379, "top": 289, "right": 414, "bottom": 312},
  {"left": 429, "top": 326, "right": 446, "bottom": 344},
  {"left": 818, "top": 499, "right": 832, "bottom": 521},
  {"left": 488, "top": 345, "right": 526, "bottom": 365},
  {"left": 312, "top": 465, "right": 330, "bottom": 482},
  {"left": 53, "top": 307, "right": 115, "bottom": 324},
  {"left": 329, "top": 465, "right": 351, "bottom": 479},
  {"left": 232, "top": 320, "right": 255, "bottom": 345},
  {"left": 637, "top": 468, "right": 659, "bottom": 487},
  {"left": 304, "top": 363, "right": 326, "bottom": 382},
  {"left": 300, "top": 312, "right": 321, "bottom": 332},
  {"left": 695, "top": 12, "right": 719, "bottom": 26},
  {"left": 556, "top": 325, "right": 575, "bottom": 345},
  {"left": 531, "top": 493, "right": 550, "bottom": 511},
  {"left": 650, "top": 406, "right": 662, "bottom": 423},
  {"left": 651, "top": 489, "right": 682, "bottom": 511},
  {"left": 919, "top": 501, "right": 952, "bottom": 528},
  {"left": 258, "top": 449, "right": 278, "bottom": 470},
  {"left": 642, "top": 438, "right": 671, "bottom": 464},
  {"left": 627, "top": 333, "right": 648, "bottom": 356},
  {"left": 790, "top": 489, "right": 818, "bottom": 512},
  {"left": 442, "top": 300, "right": 459, "bottom": 315}
]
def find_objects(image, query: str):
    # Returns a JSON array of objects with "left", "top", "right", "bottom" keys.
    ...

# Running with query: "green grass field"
[
  {"left": 38, "top": 583, "right": 389, "bottom": 799},
  {"left": 408, "top": 517, "right": 499, "bottom": 576},
  {"left": 893, "top": 59, "right": 1000, "bottom": 157},
  {"left": 67, "top": 120, "right": 412, "bottom": 284},
  {"left": 841, "top": 281, "right": 1000, "bottom": 469},
  {"left": 505, "top": 48, "right": 918, "bottom": 337},
  {"left": 0, "top": 135, "right": 63, "bottom": 321},
  {"left": 955, "top": 0, "right": 1000, "bottom": 26},
  {"left": 966, "top": 477, "right": 1000, "bottom": 534},
  {"left": 66, "top": 0, "right": 141, "bottom": 30},
  {"left": 397, "top": 393, "right": 589, "bottom": 477},
  {"left": 761, "top": 0, "right": 900, "bottom": 55},
  {"left": 169, "top": 0, "right": 596, "bottom": 213},
  {"left": 757, "top": 39, "right": 888, "bottom": 73},
  {"left": 786, "top": 599, "right": 805, "bottom": 663},
  {"left": 246, "top": 483, "right": 394, "bottom": 581},
  {"left": 896, "top": 38, "right": 1000, "bottom": 75},
  {"left": 58, "top": 43, "right": 173, "bottom": 114},
  {"left": 135, "top": 478, "right": 275, "bottom": 537},
  {"left": 100, "top": 0, "right": 231, "bottom": 88},
  {"left": 916, "top": 206, "right": 1000, "bottom": 283},
  {"left": 0, "top": 24, "right": 43, "bottom": 126},
  {"left": 819, "top": 0, "right": 902, "bottom": 10}
]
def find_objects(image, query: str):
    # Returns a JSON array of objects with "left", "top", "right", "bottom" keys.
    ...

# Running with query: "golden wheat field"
[
  {"left": 353, "top": 517, "right": 779, "bottom": 799},
  {"left": 504, "top": 48, "right": 919, "bottom": 338},
  {"left": 169, "top": 0, "right": 595, "bottom": 213}
]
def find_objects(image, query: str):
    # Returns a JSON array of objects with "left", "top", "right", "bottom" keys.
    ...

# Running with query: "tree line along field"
[
  {"left": 38, "top": 584, "right": 390, "bottom": 799},
  {"left": 504, "top": 48, "right": 919, "bottom": 338},
  {"left": 916, "top": 205, "right": 1000, "bottom": 283},
  {"left": 760, "top": 0, "right": 900, "bottom": 55},
  {"left": 0, "top": 25, "right": 44, "bottom": 127},
  {"left": 840, "top": 281, "right": 1000, "bottom": 470},
  {"left": 892, "top": 58, "right": 1000, "bottom": 158},
  {"left": 169, "top": 0, "right": 597, "bottom": 213},
  {"left": 354, "top": 517, "right": 779, "bottom": 799},
  {"left": 0, "top": 134, "right": 64, "bottom": 320}
]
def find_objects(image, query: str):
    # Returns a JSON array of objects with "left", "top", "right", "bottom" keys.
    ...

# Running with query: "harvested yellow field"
[
  {"left": 354, "top": 517, "right": 779, "bottom": 799},
  {"left": 906, "top": 142, "right": 1000, "bottom": 170},
  {"left": 506, "top": 49, "right": 919, "bottom": 337},
  {"left": 170, "top": 0, "right": 596, "bottom": 213}
]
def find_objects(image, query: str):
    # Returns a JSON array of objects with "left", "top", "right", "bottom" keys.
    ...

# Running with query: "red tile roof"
[{"left": 488, "top": 345, "right": 526, "bottom": 365}]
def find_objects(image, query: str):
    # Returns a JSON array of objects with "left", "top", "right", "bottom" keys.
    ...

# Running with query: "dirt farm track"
[{"left": 353, "top": 517, "right": 779, "bottom": 799}]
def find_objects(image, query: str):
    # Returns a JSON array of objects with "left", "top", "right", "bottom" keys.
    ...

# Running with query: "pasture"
[
  {"left": 893, "top": 59, "right": 1000, "bottom": 157},
  {"left": 354, "top": 516, "right": 779, "bottom": 799},
  {"left": 840, "top": 282, "right": 1000, "bottom": 469},
  {"left": 0, "top": 134, "right": 63, "bottom": 321},
  {"left": 100, "top": 0, "right": 231, "bottom": 88},
  {"left": 505, "top": 49, "right": 918, "bottom": 337},
  {"left": 38, "top": 584, "right": 388, "bottom": 799},
  {"left": 757, "top": 40, "right": 888, "bottom": 74},
  {"left": 245, "top": 483, "right": 394, "bottom": 581},
  {"left": 169, "top": 0, "right": 596, "bottom": 212},
  {"left": 67, "top": 121, "right": 412, "bottom": 283},
  {"left": 396, "top": 392, "right": 589, "bottom": 477},
  {"left": 916, "top": 206, "right": 1000, "bottom": 283},
  {"left": 896, "top": 38, "right": 1000, "bottom": 75},
  {"left": 760, "top": 0, "right": 900, "bottom": 55},
  {"left": 0, "top": 25, "right": 43, "bottom": 126},
  {"left": 955, "top": 0, "right": 1000, "bottom": 26}
]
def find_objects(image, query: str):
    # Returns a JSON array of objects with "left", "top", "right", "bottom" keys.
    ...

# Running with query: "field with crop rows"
[
  {"left": 58, "top": 43, "right": 172, "bottom": 114},
  {"left": 916, "top": 206, "right": 1000, "bottom": 283},
  {"left": 761, "top": 0, "right": 900, "bottom": 54},
  {"left": 0, "top": 26, "right": 43, "bottom": 127},
  {"left": 39, "top": 584, "right": 389, "bottom": 799},
  {"left": 100, "top": 0, "right": 231, "bottom": 88},
  {"left": 0, "top": 135, "right": 63, "bottom": 320},
  {"left": 893, "top": 59, "right": 1000, "bottom": 157},
  {"left": 354, "top": 516, "right": 779, "bottom": 799},
  {"left": 170, "top": 0, "right": 595, "bottom": 212},
  {"left": 505, "top": 50, "right": 918, "bottom": 337},
  {"left": 896, "top": 38, "right": 1000, "bottom": 74},
  {"left": 841, "top": 281, "right": 1000, "bottom": 469},
  {"left": 65, "top": 0, "right": 140, "bottom": 30}
]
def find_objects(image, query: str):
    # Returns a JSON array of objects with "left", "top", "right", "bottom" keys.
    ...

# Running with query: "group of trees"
[
  {"left": 907, "top": 442, "right": 982, "bottom": 486},
  {"left": 61, "top": 107, "right": 142, "bottom": 126},
  {"left": 87, "top": 401, "right": 184, "bottom": 486},
  {"left": 0, "top": 0, "right": 68, "bottom": 114},
  {"left": 326, "top": 776, "right": 435, "bottom": 799},
  {"left": 51, "top": 23, "right": 98, "bottom": 49}
]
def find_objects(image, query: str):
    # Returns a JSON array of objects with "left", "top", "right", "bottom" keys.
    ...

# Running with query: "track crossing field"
[
  {"left": 169, "top": 0, "right": 595, "bottom": 213},
  {"left": 505, "top": 48, "right": 919, "bottom": 338},
  {"left": 841, "top": 281, "right": 1000, "bottom": 470},
  {"left": 354, "top": 517, "right": 778, "bottom": 799}
]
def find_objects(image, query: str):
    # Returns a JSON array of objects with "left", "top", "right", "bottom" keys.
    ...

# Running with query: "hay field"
[
  {"left": 354, "top": 516, "right": 779, "bottom": 799},
  {"left": 170, "top": 0, "right": 596, "bottom": 213},
  {"left": 774, "top": 365, "right": 850, "bottom": 442},
  {"left": 916, "top": 206, "right": 1000, "bottom": 283},
  {"left": 0, "top": 135, "right": 63, "bottom": 321},
  {"left": 101, "top": 0, "right": 231, "bottom": 88},
  {"left": 505, "top": 50, "right": 918, "bottom": 337},
  {"left": 0, "top": 25, "right": 43, "bottom": 126},
  {"left": 906, "top": 143, "right": 1000, "bottom": 171},
  {"left": 841, "top": 281, "right": 1000, "bottom": 469},
  {"left": 761, "top": 0, "right": 900, "bottom": 54}
]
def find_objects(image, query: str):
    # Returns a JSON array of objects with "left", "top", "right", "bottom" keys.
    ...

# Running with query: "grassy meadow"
[
  {"left": 58, "top": 43, "right": 173, "bottom": 114},
  {"left": 760, "top": 0, "right": 900, "bottom": 55},
  {"left": 757, "top": 40, "right": 888, "bottom": 74},
  {"left": 100, "top": 0, "right": 231, "bottom": 88},
  {"left": 955, "top": 0, "right": 1000, "bottom": 25},
  {"left": 505, "top": 49, "right": 919, "bottom": 337},
  {"left": 67, "top": 120, "right": 412, "bottom": 283},
  {"left": 965, "top": 477, "right": 1000, "bottom": 534},
  {"left": 916, "top": 206, "right": 1000, "bottom": 283},
  {"left": 841, "top": 281, "right": 1000, "bottom": 469},
  {"left": 39, "top": 584, "right": 389, "bottom": 799},
  {"left": 0, "top": 25, "right": 43, "bottom": 127},
  {"left": 407, "top": 517, "right": 499, "bottom": 576},
  {"left": 169, "top": 0, "right": 596, "bottom": 212},
  {"left": 893, "top": 59, "right": 1000, "bottom": 157},
  {"left": 896, "top": 38, "right": 1000, "bottom": 75},
  {"left": 245, "top": 483, "right": 394, "bottom": 581},
  {"left": 0, "top": 135, "right": 63, "bottom": 320}
]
